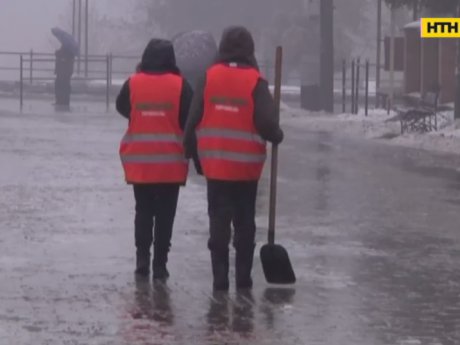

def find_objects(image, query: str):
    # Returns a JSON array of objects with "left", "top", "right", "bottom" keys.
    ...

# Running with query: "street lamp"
[
  {"left": 320, "top": 0, "right": 334, "bottom": 113},
  {"left": 376, "top": 0, "right": 382, "bottom": 100},
  {"left": 85, "top": 0, "right": 89, "bottom": 77}
]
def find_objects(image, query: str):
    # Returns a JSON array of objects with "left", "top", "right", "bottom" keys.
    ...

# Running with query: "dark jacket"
[
  {"left": 116, "top": 38, "right": 202, "bottom": 175},
  {"left": 55, "top": 46, "right": 74, "bottom": 79},
  {"left": 183, "top": 26, "right": 284, "bottom": 161}
]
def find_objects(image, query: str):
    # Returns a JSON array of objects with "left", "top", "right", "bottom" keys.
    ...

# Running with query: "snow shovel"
[{"left": 260, "top": 46, "right": 296, "bottom": 285}]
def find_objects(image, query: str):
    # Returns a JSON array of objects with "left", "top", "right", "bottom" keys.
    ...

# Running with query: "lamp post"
[
  {"left": 320, "top": 0, "right": 334, "bottom": 112},
  {"left": 376, "top": 0, "right": 382, "bottom": 98}
]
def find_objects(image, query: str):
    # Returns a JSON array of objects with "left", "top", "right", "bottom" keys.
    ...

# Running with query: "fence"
[
  {"left": 0, "top": 51, "right": 137, "bottom": 82},
  {"left": 1, "top": 50, "right": 277, "bottom": 110},
  {"left": 1, "top": 51, "right": 275, "bottom": 84},
  {"left": 15, "top": 53, "right": 113, "bottom": 109},
  {"left": 339, "top": 58, "right": 401, "bottom": 116},
  {"left": 2, "top": 50, "right": 396, "bottom": 114},
  {"left": 342, "top": 58, "right": 372, "bottom": 116}
]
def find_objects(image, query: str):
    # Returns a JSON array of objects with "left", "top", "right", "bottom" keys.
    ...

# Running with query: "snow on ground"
[
  {"left": 281, "top": 103, "right": 460, "bottom": 156},
  {"left": 281, "top": 104, "right": 400, "bottom": 139},
  {"left": 392, "top": 113, "right": 460, "bottom": 155}
]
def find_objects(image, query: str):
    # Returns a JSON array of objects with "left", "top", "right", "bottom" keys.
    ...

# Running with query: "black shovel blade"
[{"left": 260, "top": 243, "right": 296, "bottom": 284}]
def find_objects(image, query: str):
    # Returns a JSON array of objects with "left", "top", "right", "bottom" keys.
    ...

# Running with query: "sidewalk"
[{"left": 1, "top": 100, "right": 460, "bottom": 345}]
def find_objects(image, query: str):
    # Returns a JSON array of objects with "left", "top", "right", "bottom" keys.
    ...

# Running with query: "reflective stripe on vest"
[
  {"left": 122, "top": 133, "right": 183, "bottom": 144},
  {"left": 198, "top": 150, "right": 266, "bottom": 163},
  {"left": 120, "top": 153, "right": 187, "bottom": 163},
  {"left": 196, "top": 128, "right": 265, "bottom": 145}
]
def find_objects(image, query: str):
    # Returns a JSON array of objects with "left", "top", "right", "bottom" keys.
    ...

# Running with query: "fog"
[
  {"left": 0, "top": 0, "right": 65, "bottom": 51},
  {"left": 0, "top": 0, "right": 126, "bottom": 52},
  {"left": 0, "top": 0, "right": 390, "bottom": 54},
  {"left": 0, "top": 0, "right": 411, "bottom": 83}
]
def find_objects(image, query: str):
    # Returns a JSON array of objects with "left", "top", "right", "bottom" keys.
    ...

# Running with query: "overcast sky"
[{"left": 0, "top": 0, "right": 124, "bottom": 52}]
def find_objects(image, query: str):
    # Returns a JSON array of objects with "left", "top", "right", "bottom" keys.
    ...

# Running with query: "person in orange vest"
[
  {"left": 184, "top": 27, "right": 284, "bottom": 291},
  {"left": 116, "top": 39, "right": 201, "bottom": 280}
]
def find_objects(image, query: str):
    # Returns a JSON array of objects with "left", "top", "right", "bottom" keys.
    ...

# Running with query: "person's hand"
[
  {"left": 273, "top": 129, "right": 284, "bottom": 145},
  {"left": 194, "top": 160, "right": 203, "bottom": 176},
  {"left": 195, "top": 166, "right": 204, "bottom": 176}
]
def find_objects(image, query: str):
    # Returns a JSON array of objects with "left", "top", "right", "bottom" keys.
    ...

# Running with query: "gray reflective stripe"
[
  {"left": 197, "top": 128, "right": 265, "bottom": 144},
  {"left": 122, "top": 133, "right": 183, "bottom": 143},
  {"left": 121, "top": 154, "right": 187, "bottom": 163},
  {"left": 199, "top": 150, "right": 266, "bottom": 163}
]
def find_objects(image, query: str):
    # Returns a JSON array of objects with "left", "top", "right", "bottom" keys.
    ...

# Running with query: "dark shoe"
[
  {"left": 213, "top": 265, "right": 230, "bottom": 291},
  {"left": 153, "top": 264, "right": 170, "bottom": 280},
  {"left": 211, "top": 251, "right": 229, "bottom": 291},
  {"left": 236, "top": 276, "right": 253, "bottom": 290},
  {"left": 213, "top": 279, "right": 230, "bottom": 291},
  {"left": 235, "top": 246, "right": 255, "bottom": 290},
  {"left": 135, "top": 252, "right": 150, "bottom": 276}
]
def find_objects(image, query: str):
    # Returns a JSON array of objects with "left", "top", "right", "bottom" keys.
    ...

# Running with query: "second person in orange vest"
[
  {"left": 116, "top": 39, "right": 201, "bottom": 280},
  {"left": 184, "top": 26, "right": 284, "bottom": 291}
]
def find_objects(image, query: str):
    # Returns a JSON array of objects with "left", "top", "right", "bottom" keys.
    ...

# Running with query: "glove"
[
  {"left": 273, "top": 129, "right": 284, "bottom": 145},
  {"left": 193, "top": 159, "right": 203, "bottom": 176}
]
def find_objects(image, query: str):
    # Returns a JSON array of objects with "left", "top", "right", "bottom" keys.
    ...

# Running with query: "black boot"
[
  {"left": 135, "top": 250, "right": 150, "bottom": 276},
  {"left": 153, "top": 263, "right": 170, "bottom": 280},
  {"left": 211, "top": 251, "right": 229, "bottom": 291},
  {"left": 153, "top": 249, "right": 169, "bottom": 280},
  {"left": 235, "top": 245, "right": 255, "bottom": 290}
]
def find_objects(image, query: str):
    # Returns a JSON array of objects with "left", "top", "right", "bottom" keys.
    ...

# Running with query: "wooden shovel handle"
[{"left": 268, "top": 46, "right": 282, "bottom": 245}]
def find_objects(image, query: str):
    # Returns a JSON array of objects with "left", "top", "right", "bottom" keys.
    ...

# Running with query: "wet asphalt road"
[{"left": 1, "top": 102, "right": 460, "bottom": 344}]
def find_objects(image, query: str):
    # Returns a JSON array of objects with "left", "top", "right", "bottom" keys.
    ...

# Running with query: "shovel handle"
[{"left": 268, "top": 46, "right": 283, "bottom": 245}]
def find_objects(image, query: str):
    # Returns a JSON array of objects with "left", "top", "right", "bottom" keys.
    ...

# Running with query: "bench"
[{"left": 394, "top": 90, "right": 440, "bottom": 134}]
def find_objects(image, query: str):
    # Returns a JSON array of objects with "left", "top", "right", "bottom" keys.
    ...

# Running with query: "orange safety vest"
[
  {"left": 119, "top": 72, "right": 188, "bottom": 184},
  {"left": 197, "top": 64, "right": 266, "bottom": 181}
]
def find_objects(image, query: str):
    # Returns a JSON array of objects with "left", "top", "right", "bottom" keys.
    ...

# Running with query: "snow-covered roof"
[{"left": 404, "top": 20, "right": 421, "bottom": 30}]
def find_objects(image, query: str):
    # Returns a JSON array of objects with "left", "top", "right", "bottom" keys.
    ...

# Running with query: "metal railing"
[
  {"left": 17, "top": 53, "right": 113, "bottom": 109},
  {"left": 2, "top": 50, "right": 275, "bottom": 84},
  {"left": 2, "top": 50, "right": 278, "bottom": 111},
  {"left": 1, "top": 51, "right": 138, "bottom": 83},
  {"left": 4, "top": 50, "right": 395, "bottom": 114},
  {"left": 340, "top": 58, "right": 402, "bottom": 115},
  {"left": 342, "top": 58, "right": 372, "bottom": 115}
]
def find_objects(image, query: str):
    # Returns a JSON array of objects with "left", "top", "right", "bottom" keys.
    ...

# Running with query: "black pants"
[
  {"left": 55, "top": 76, "right": 71, "bottom": 106},
  {"left": 206, "top": 180, "right": 258, "bottom": 254},
  {"left": 133, "top": 184, "right": 180, "bottom": 265}
]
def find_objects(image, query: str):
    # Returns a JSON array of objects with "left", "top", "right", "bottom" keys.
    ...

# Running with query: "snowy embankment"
[{"left": 281, "top": 103, "right": 460, "bottom": 156}]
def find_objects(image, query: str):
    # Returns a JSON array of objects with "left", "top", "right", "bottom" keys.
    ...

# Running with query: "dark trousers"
[
  {"left": 55, "top": 76, "right": 71, "bottom": 106},
  {"left": 206, "top": 180, "right": 258, "bottom": 255},
  {"left": 133, "top": 184, "right": 180, "bottom": 266}
]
